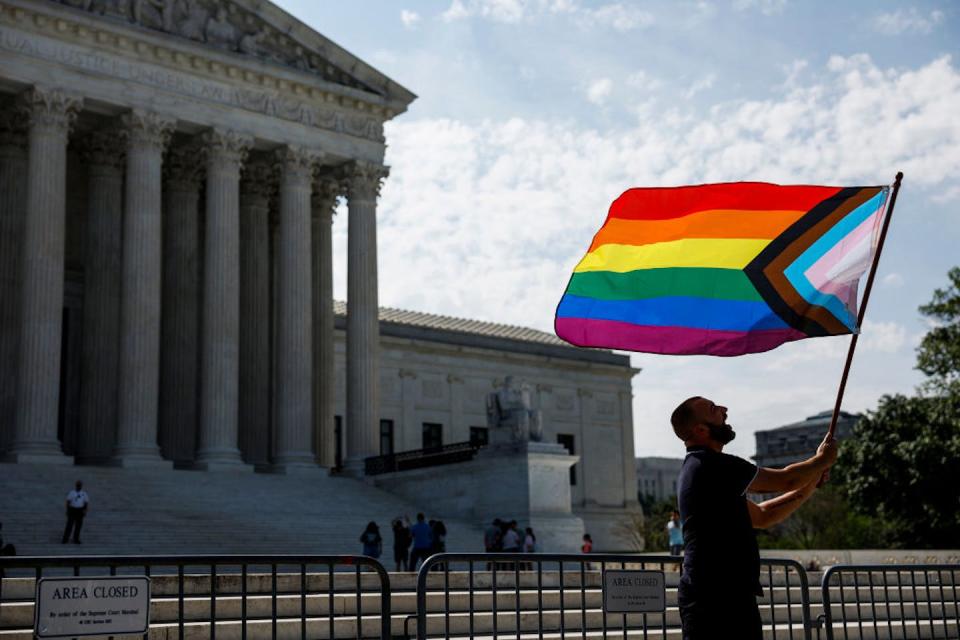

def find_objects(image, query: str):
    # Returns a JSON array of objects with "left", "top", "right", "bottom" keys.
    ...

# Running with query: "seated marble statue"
[{"left": 486, "top": 376, "right": 543, "bottom": 443}]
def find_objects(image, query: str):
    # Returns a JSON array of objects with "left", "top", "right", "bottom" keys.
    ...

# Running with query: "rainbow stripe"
[{"left": 555, "top": 182, "right": 890, "bottom": 356}]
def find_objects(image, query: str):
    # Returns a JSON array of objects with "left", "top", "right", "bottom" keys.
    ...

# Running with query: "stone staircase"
[{"left": 0, "top": 462, "right": 485, "bottom": 556}]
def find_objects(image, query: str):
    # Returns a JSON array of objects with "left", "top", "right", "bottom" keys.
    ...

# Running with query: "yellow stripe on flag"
[{"left": 573, "top": 238, "right": 773, "bottom": 273}]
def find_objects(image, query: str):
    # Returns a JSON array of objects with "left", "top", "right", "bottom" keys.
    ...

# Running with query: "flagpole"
[{"left": 826, "top": 171, "right": 904, "bottom": 439}]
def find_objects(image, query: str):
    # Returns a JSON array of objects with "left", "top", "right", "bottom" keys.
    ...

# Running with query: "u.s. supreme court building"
[{"left": 0, "top": 0, "right": 641, "bottom": 548}]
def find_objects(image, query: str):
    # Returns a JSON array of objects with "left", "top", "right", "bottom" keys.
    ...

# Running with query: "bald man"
[{"left": 671, "top": 396, "right": 837, "bottom": 640}]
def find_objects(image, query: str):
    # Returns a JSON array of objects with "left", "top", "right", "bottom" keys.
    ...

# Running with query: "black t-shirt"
[{"left": 677, "top": 446, "right": 762, "bottom": 596}]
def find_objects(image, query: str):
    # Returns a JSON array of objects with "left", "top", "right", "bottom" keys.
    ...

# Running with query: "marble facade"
[
  {"left": 0, "top": 0, "right": 642, "bottom": 547},
  {"left": 0, "top": 0, "right": 413, "bottom": 471}
]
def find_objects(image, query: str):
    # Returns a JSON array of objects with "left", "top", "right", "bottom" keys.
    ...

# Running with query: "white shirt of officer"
[{"left": 66, "top": 489, "right": 89, "bottom": 509}]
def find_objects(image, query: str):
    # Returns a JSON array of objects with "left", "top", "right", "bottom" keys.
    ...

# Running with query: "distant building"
[
  {"left": 753, "top": 410, "right": 860, "bottom": 468},
  {"left": 636, "top": 457, "right": 684, "bottom": 502}
]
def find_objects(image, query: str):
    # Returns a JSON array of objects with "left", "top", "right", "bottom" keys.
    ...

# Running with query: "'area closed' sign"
[
  {"left": 602, "top": 570, "right": 666, "bottom": 613},
  {"left": 35, "top": 576, "right": 151, "bottom": 638}
]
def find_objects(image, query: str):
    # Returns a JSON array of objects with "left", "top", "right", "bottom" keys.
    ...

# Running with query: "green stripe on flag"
[{"left": 566, "top": 268, "right": 763, "bottom": 301}]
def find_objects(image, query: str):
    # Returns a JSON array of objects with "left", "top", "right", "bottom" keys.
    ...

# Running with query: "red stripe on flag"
[{"left": 607, "top": 182, "right": 843, "bottom": 221}]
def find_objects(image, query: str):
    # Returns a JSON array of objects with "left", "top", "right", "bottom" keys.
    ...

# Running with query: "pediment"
[{"left": 51, "top": 0, "right": 414, "bottom": 109}]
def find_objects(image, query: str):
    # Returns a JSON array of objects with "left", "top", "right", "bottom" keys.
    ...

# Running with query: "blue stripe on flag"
[{"left": 556, "top": 294, "right": 788, "bottom": 332}]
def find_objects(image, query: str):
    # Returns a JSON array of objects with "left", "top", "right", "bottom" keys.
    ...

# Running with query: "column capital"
[
  {"left": 164, "top": 144, "right": 205, "bottom": 191},
  {"left": 81, "top": 130, "right": 126, "bottom": 172},
  {"left": 17, "top": 86, "right": 82, "bottom": 136},
  {"left": 343, "top": 161, "right": 389, "bottom": 202},
  {"left": 202, "top": 128, "right": 253, "bottom": 172},
  {"left": 0, "top": 108, "right": 27, "bottom": 149},
  {"left": 121, "top": 109, "right": 175, "bottom": 152},
  {"left": 276, "top": 145, "right": 322, "bottom": 186},
  {"left": 311, "top": 170, "right": 343, "bottom": 222},
  {"left": 240, "top": 158, "right": 277, "bottom": 201}
]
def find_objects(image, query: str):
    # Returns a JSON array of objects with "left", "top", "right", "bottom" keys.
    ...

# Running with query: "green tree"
[
  {"left": 756, "top": 484, "right": 891, "bottom": 550},
  {"left": 916, "top": 266, "right": 960, "bottom": 394},
  {"left": 835, "top": 393, "right": 960, "bottom": 548},
  {"left": 833, "top": 267, "right": 960, "bottom": 548}
]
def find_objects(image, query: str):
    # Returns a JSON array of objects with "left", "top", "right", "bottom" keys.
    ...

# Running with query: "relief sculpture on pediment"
[{"left": 53, "top": 0, "right": 372, "bottom": 92}]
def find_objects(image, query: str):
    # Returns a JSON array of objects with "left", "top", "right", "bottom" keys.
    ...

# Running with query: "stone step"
[{"left": 0, "top": 462, "right": 486, "bottom": 557}]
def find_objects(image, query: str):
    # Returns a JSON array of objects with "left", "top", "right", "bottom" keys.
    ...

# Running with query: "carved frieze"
[
  {"left": 51, "top": 0, "right": 374, "bottom": 93},
  {"left": 0, "top": 13, "right": 388, "bottom": 142}
]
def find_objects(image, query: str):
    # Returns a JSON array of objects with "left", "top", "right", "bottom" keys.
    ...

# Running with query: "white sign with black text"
[
  {"left": 35, "top": 576, "right": 151, "bottom": 638},
  {"left": 602, "top": 570, "right": 666, "bottom": 613}
]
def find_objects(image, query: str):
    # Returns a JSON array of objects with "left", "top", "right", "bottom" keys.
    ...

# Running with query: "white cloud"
[
  {"left": 373, "top": 54, "right": 960, "bottom": 325},
  {"left": 732, "top": 0, "right": 788, "bottom": 16},
  {"left": 586, "top": 77, "right": 613, "bottom": 104},
  {"left": 862, "top": 321, "right": 908, "bottom": 354},
  {"left": 780, "top": 59, "right": 808, "bottom": 89},
  {"left": 684, "top": 72, "right": 716, "bottom": 98},
  {"left": 882, "top": 273, "right": 905, "bottom": 288},
  {"left": 580, "top": 3, "right": 654, "bottom": 31},
  {"left": 361, "top": 54, "right": 960, "bottom": 456},
  {"left": 873, "top": 8, "right": 945, "bottom": 36},
  {"left": 626, "top": 70, "right": 662, "bottom": 91},
  {"left": 441, "top": 0, "right": 472, "bottom": 22},
  {"left": 931, "top": 184, "right": 960, "bottom": 203},
  {"left": 439, "top": 0, "right": 652, "bottom": 29},
  {"left": 400, "top": 9, "right": 421, "bottom": 28}
]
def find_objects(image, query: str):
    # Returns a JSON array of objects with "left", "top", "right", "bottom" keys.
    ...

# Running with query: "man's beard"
[{"left": 706, "top": 422, "right": 736, "bottom": 444}]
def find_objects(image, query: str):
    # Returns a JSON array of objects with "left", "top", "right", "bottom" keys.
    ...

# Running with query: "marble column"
[
  {"left": 0, "top": 109, "right": 27, "bottom": 455},
  {"left": 272, "top": 145, "right": 318, "bottom": 472},
  {"left": 195, "top": 129, "right": 251, "bottom": 470},
  {"left": 239, "top": 159, "right": 274, "bottom": 466},
  {"left": 158, "top": 145, "right": 203, "bottom": 464},
  {"left": 76, "top": 130, "right": 125, "bottom": 463},
  {"left": 7, "top": 87, "right": 80, "bottom": 463},
  {"left": 311, "top": 173, "right": 340, "bottom": 468},
  {"left": 344, "top": 162, "right": 388, "bottom": 470},
  {"left": 113, "top": 109, "right": 174, "bottom": 466}
]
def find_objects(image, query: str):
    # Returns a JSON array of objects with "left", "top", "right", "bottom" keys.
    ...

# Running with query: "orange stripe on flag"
[{"left": 588, "top": 209, "right": 807, "bottom": 252}]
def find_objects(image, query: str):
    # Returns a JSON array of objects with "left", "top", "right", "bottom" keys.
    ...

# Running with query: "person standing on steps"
[
  {"left": 62, "top": 480, "right": 90, "bottom": 544},
  {"left": 667, "top": 510, "right": 684, "bottom": 557},
  {"left": 360, "top": 521, "right": 382, "bottom": 560},
  {"left": 408, "top": 513, "right": 433, "bottom": 571},
  {"left": 392, "top": 517, "right": 412, "bottom": 571}
]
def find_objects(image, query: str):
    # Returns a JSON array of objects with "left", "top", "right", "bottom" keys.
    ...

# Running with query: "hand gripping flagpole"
[{"left": 826, "top": 171, "right": 905, "bottom": 440}]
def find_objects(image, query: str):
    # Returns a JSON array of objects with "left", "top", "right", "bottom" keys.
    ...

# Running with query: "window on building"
[
  {"left": 422, "top": 422, "right": 443, "bottom": 450},
  {"left": 557, "top": 434, "right": 576, "bottom": 485},
  {"left": 470, "top": 426, "right": 489, "bottom": 447},
  {"left": 380, "top": 419, "right": 394, "bottom": 456}
]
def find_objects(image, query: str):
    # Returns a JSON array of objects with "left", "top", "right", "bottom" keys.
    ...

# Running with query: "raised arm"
[
  {"left": 747, "top": 477, "right": 819, "bottom": 529},
  {"left": 748, "top": 433, "right": 837, "bottom": 493}
]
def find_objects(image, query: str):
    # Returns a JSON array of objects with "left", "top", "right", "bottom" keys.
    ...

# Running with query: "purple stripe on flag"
[{"left": 555, "top": 317, "right": 810, "bottom": 356}]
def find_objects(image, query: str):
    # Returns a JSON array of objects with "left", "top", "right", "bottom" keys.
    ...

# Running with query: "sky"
[{"left": 276, "top": 0, "right": 959, "bottom": 461}]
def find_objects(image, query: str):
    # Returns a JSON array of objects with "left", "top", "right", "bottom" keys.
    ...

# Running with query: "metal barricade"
[
  {"left": 413, "top": 553, "right": 812, "bottom": 639},
  {"left": 0, "top": 554, "right": 391, "bottom": 639},
  {"left": 820, "top": 564, "right": 960, "bottom": 640}
]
